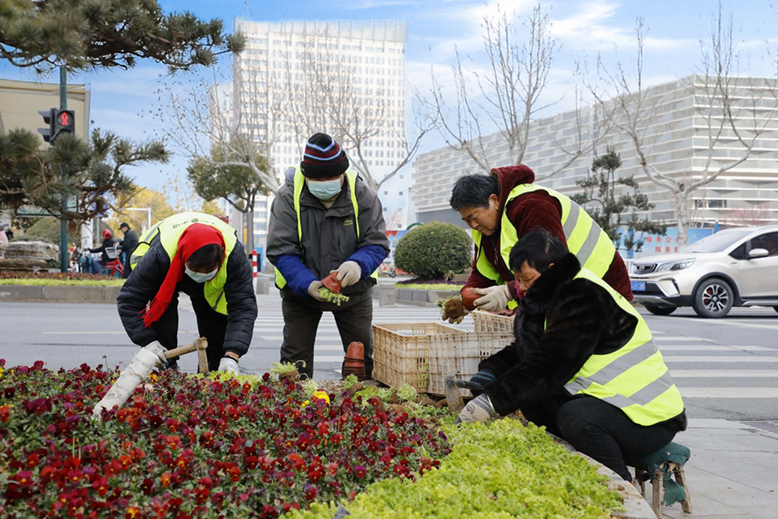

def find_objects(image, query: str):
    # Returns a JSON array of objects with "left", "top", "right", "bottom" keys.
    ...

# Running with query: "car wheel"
[
  {"left": 644, "top": 304, "right": 677, "bottom": 316},
  {"left": 692, "top": 278, "right": 733, "bottom": 318}
]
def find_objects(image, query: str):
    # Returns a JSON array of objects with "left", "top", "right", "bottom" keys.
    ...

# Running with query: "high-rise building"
[
  {"left": 231, "top": 19, "right": 410, "bottom": 252},
  {"left": 413, "top": 75, "right": 778, "bottom": 232}
]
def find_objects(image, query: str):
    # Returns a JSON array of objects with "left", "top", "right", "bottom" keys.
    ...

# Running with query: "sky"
[{"left": 2, "top": 0, "right": 778, "bottom": 192}]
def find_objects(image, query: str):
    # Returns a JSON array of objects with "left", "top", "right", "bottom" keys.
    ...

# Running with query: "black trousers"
[
  {"left": 523, "top": 396, "right": 677, "bottom": 481},
  {"left": 280, "top": 292, "right": 374, "bottom": 379},
  {"left": 150, "top": 295, "right": 228, "bottom": 371}
]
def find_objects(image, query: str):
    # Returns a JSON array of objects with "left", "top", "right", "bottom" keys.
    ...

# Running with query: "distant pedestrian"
[
  {"left": 0, "top": 224, "right": 8, "bottom": 258},
  {"left": 119, "top": 222, "right": 139, "bottom": 278},
  {"left": 88, "top": 229, "right": 119, "bottom": 274}
]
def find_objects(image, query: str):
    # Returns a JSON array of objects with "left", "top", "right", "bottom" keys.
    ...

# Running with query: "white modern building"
[
  {"left": 230, "top": 19, "right": 411, "bottom": 252},
  {"left": 413, "top": 75, "right": 778, "bottom": 235}
]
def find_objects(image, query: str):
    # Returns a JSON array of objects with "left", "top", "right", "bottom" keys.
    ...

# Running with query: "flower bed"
[
  {"left": 0, "top": 272, "right": 124, "bottom": 287},
  {"left": 293, "top": 420, "right": 623, "bottom": 519},
  {"left": 0, "top": 361, "right": 625, "bottom": 518}
]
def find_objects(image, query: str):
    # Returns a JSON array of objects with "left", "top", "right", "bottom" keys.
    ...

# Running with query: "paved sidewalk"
[{"left": 655, "top": 419, "right": 778, "bottom": 518}]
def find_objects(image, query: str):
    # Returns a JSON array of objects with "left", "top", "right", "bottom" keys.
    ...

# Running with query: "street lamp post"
[{"left": 124, "top": 208, "right": 152, "bottom": 231}]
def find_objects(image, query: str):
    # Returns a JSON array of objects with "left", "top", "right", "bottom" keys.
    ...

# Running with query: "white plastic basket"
[{"left": 427, "top": 330, "right": 514, "bottom": 397}]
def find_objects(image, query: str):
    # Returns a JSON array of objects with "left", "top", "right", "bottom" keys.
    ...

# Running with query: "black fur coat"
[{"left": 482, "top": 253, "right": 686, "bottom": 431}]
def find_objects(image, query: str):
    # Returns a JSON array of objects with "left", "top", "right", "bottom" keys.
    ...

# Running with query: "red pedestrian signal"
[{"left": 38, "top": 108, "right": 75, "bottom": 145}]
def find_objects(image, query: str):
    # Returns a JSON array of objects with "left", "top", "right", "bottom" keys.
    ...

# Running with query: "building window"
[{"left": 399, "top": 191, "right": 403, "bottom": 196}]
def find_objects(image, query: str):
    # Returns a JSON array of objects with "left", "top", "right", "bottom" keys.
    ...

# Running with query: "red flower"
[
  {"left": 25, "top": 453, "right": 40, "bottom": 468},
  {"left": 160, "top": 471, "right": 172, "bottom": 488},
  {"left": 245, "top": 456, "right": 259, "bottom": 470},
  {"left": 228, "top": 466, "right": 241, "bottom": 482},
  {"left": 11, "top": 470, "right": 34, "bottom": 488},
  {"left": 92, "top": 477, "right": 109, "bottom": 496},
  {"left": 125, "top": 506, "right": 141, "bottom": 518},
  {"left": 354, "top": 465, "right": 367, "bottom": 479}
]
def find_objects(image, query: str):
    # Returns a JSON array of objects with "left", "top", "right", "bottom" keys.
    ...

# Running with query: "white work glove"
[
  {"left": 307, "top": 280, "right": 327, "bottom": 302},
  {"left": 218, "top": 356, "right": 240, "bottom": 375},
  {"left": 473, "top": 285, "right": 511, "bottom": 312},
  {"left": 455, "top": 394, "right": 497, "bottom": 425},
  {"left": 333, "top": 261, "right": 362, "bottom": 288}
]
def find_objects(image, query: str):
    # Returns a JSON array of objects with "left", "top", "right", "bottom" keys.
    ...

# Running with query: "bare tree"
[
  {"left": 589, "top": 8, "right": 777, "bottom": 245},
  {"left": 157, "top": 66, "right": 283, "bottom": 194},
  {"left": 427, "top": 4, "right": 598, "bottom": 178},
  {"left": 280, "top": 22, "right": 434, "bottom": 192}
]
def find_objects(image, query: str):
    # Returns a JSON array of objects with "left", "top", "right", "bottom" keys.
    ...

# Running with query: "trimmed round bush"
[{"left": 394, "top": 222, "right": 472, "bottom": 279}]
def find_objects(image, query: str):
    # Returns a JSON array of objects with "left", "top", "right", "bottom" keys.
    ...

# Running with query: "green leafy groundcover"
[
  {"left": 0, "top": 272, "right": 124, "bottom": 286},
  {"left": 291, "top": 420, "right": 624, "bottom": 519}
]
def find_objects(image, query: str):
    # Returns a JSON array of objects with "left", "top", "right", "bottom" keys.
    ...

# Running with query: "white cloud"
[{"left": 549, "top": 1, "right": 694, "bottom": 53}]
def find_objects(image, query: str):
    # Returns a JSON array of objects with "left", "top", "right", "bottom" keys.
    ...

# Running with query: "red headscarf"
[{"left": 142, "top": 223, "right": 225, "bottom": 327}]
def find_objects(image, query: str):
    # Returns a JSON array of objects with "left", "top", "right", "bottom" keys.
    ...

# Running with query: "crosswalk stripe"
[
  {"left": 664, "top": 356, "right": 778, "bottom": 363},
  {"left": 652, "top": 316, "right": 778, "bottom": 332},
  {"left": 680, "top": 388, "right": 778, "bottom": 398},
  {"left": 654, "top": 337, "right": 715, "bottom": 342},
  {"left": 658, "top": 346, "right": 773, "bottom": 352},
  {"left": 672, "top": 370, "right": 778, "bottom": 377}
]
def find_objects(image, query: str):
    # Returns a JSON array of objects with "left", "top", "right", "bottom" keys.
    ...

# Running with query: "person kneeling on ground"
[
  {"left": 117, "top": 213, "right": 257, "bottom": 373},
  {"left": 457, "top": 230, "right": 687, "bottom": 482}
]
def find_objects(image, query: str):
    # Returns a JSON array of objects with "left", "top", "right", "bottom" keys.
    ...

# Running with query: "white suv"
[{"left": 629, "top": 226, "right": 778, "bottom": 318}]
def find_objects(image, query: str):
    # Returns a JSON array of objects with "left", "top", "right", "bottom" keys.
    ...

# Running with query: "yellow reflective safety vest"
[
  {"left": 473, "top": 184, "right": 615, "bottom": 293},
  {"left": 130, "top": 212, "right": 238, "bottom": 315},
  {"left": 564, "top": 268, "right": 685, "bottom": 426},
  {"left": 275, "top": 167, "right": 379, "bottom": 290}
]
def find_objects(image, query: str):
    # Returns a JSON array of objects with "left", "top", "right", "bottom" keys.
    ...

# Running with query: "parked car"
[{"left": 629, "top": 225, "right": 778, "bottom": 318}]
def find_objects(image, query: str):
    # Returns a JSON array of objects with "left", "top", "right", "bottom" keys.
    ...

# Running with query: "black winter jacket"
[
  {"left": 121, "top": 229, "right": 139, "bottom": 257},
  {"left": 481, "top": 253, "right": 687, "bottom": 432},
  {"left": 117, "top": 235, "right": 257, "bottom": 356}
]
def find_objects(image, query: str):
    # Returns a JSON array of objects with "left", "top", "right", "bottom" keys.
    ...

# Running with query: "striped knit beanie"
[{"left": 300, "top": 133, "right": 350, "bottom": 179}]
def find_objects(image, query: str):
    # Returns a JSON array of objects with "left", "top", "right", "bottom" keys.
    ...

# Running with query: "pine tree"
[
  {"left": 0, "top": 128, "right": 168, "bottom": 221},
  {"left": 571, "top": 147, "right": 666, "bottom": 255},
  {"left": 0, "top": 0, "right": 244, "bottom": 72}
]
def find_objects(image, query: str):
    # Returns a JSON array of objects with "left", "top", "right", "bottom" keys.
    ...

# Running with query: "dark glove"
[{"left": 468, "top": 369, "right": 496, "bottom": 396}]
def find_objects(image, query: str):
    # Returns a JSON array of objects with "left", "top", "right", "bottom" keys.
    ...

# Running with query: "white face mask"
[
  {"left": 307, "top": 177, "right": 343, "bottom": 200},
  {"left": 185, "top": 267, "right": 218, "bottom": 283}
]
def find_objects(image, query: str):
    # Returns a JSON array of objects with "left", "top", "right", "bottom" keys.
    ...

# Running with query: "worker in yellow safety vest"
[
  {"left": 456, "top": 230, "right": 687, "bottom": 483},
  {"left": 267, "top": 133, "right": 389, "bottom": 379},
  {"left": 443, "top": 166, "right": 632, "bottom": 323},
  {"left": 117, "top": 213, "right": 257, "bottom": 373}
]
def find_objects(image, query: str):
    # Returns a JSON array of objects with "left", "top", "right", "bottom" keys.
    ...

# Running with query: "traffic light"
[{"left": 38, "top": 108, "right": 75, "bottom": 145}]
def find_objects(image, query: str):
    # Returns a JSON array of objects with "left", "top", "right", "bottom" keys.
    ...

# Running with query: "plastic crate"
[
  {"left": 471, "top": 310, "right": 515, "bottom": 333},
  {"left": 427, "top": 330, "right": 514, "bottom": 397},
  {"left": 372, "top": 322, "right": 470, "bottom": 394}
]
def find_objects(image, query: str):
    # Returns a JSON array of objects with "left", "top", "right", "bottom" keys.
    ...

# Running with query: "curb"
[
  {"left": 0, "top": 285, "right": 121, "bottom": 304},
  {"left": 548, "top": 433, "right": 657, "bottom": 519},
  {"left": 373, "top": 287, "right": 461, "bottom": 307}
]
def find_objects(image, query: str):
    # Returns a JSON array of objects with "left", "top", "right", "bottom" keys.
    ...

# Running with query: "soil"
[{"left": 443, "top": 298, "right": 467, "bottom": 321}]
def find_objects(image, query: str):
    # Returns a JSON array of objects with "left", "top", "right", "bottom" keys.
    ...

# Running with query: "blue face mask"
[
  {"left": 185, "top": 267, "right": 218, "bottom": 283},
  {"left": 307, "top": 178, "right": 343, "bottom": 200}
]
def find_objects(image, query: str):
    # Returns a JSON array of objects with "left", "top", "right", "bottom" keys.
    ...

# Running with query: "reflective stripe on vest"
[
  {"left": 473, "top": 184, "right": 615, "bottom": 283},
  {"left": 275, "top": 167, "right": 378, "bottom": 289},
  {"left": 130, "top": 212, "right": 238, "bottom": 315},
  {"left": 563, "top": 268, "right": 685, "bottom": 426}
]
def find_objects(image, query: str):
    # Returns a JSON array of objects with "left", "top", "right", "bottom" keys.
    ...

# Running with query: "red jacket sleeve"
[
  {"left": 464, "top": 243, "right": 494, "bottom": 290},
  {"left": 506, "top": 191, "right": 567, "bottom": 245}
]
